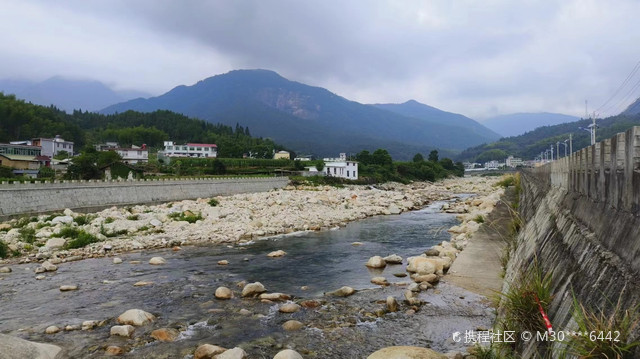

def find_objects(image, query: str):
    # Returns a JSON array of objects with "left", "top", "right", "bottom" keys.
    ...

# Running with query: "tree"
[
  {"left": 428, "top": 150, "right": 439, "bottom": 162},
  {"left": 54, "top": 150, "right": 70, "bottom": 160},
  {"left": 315, "top": 160, "right": 325, "bottom": 171},
  {"left": 412, "top": 153, "right": 424, "bottom": 163}
]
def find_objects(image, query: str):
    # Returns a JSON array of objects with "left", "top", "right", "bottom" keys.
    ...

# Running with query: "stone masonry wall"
[{"left": 0, "top": 177, "right": 289, "bottom": 220}]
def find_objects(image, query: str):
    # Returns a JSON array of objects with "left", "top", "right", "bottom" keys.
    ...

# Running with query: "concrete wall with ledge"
[{"left": 0, "top": 177, "right": 289, "bottom": 220}]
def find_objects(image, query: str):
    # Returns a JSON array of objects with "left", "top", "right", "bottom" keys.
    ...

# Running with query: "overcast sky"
[{"left": 2, "top": 0, "right": 640, "bottom": 119}]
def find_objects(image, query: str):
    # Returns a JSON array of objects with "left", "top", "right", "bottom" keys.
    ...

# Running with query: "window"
[{"left": 347, "top": 171, "right": 349, "bottom": 177}]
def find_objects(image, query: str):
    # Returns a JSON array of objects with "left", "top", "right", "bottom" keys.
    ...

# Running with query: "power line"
[
  {"left": 595, "top": 57, "right": 640, "bottom": 117},
  {"left": 596, "top": 59, "right": 640, "bottom": 114}
]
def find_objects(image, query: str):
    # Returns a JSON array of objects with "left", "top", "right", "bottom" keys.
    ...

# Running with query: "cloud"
[{"left": 1, "top": 0, "right": 640, "bottom": 118}]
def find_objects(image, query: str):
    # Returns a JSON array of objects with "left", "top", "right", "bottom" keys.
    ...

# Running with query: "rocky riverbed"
[{"left": 0, "top": 176, "right": 505, "bottom": 358}]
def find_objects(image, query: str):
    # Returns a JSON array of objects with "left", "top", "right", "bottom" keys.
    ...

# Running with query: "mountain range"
[
  {"left": 481, "top": 112, "right": 581, "bottom": 137},
  {"left": 0, "top": 77, "right": 149, "bottom": 113},
  {"left": 101, "top": 69, "right": 500, "bottom": 159}
]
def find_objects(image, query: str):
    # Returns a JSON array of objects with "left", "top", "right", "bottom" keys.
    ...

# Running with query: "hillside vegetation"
[{"left": 459, "top": 113, "right": 640, "bottom": 162}]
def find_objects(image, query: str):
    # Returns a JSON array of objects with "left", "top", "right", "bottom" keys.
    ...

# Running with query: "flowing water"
[{"left": 0, "top": 199, "right": 495, "bottom": 358}]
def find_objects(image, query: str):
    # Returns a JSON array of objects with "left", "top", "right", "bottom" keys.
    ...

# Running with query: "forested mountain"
[
  {"left": 0, "top": 77, "right": 149, "bottom": 113},
  {"left": 373, "top": 100, "right": 499, "bottom": 140},
  {"left": 0, "top": 93, "right": 286, "bottom": 158},
  {"left": 459, "top": 113, "right": 640, "bottom": 162},
  {"left": 101, "top": 69, "right": 496, "bottom": 159},
  {"left": 623, "top": 97, "right": 640, "bottom": 116},
  {"left": 481, "top": 112, "right": 581, "bottom": 137}
]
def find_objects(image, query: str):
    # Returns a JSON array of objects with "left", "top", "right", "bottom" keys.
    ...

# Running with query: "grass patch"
[
  {"left": 138, "top": 225, "right": 150, "bottom": 231},
  {"left": 104, "top": 217, "right": 115, "bottom": 224},
  {"left": 474, "top": 214, "right": 485, "bottom": 223},
  {"left": 497, "top": 261, "right": 554, "bottom": 349},
  {"left": 100, "top": 225, "right": 128, "bottom": 238},
  {"left": 35, "top": 222, "right": 50, "bottom": 229},
  {"left": 19, "top": 227, "right": 36, "bottom": 244},
  {"left": 496, "top": 175, "right": 516, "bottom": 188},
  {"left": 168, "top": 211, "right": 203, "bottom": 224},
  {"left": 208, "top": 198, "right": 219, "bottom": 207},
  {"left": 64, "top": 231, "right": 99, "bottom": 249},
  {"left": 52, "top": 226, "right": 80, "bottom": 238},
  {"left": 126, "top": 214, "right": 139, "bottom": 221},
  {"left": 73, "top": 215, "right": 94, "bottom": 226},
  {"left": 15, "top": 216, "right": 37, "bottom": 228},
  {"left": 289, "top": 175, "right": 347, "bottom": 188},
  {"left": 566, "top": 294, "right": 640, "bottom": 358}
]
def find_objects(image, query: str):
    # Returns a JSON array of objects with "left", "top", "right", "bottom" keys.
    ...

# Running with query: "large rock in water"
[
  {"left": 0, "top": 333, "right": 62, "bottom": 359},
  {"left": 327, "top": 286, "right": 355, "bottom": 297},
  {"left": 116, "top": 309, "right": 155, "bottom": 326},
  {"left": 241, "top": 282, "right": 266, "bottom": 297},
  {"left": 194, "top": 344, "right": 226, "bottom": 359},
  {"left": 216, "top": 347, "right": 247, "bottom": 359},
  {"left": 273, "top": 349, "right": 304, "bottom": 359},
  {"left": 365, "top": 256, "right": 386, "bottom": 268},
  {"left": 367, "top": 346, "right": 447, "bottom": 359}
]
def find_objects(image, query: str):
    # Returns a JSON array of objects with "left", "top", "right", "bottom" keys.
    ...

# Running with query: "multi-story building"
[
  {"left": 161, "top": 141, "right": 217, "bottom": 158},
  {"left": 506, "top": 155, "right": 524, "bottom": 168},
  {"left": 32, "top": 135, "right": 74, "bottom": 158},
  {"left": 323, "top": 153, "right": 358, "bottom": 180},
  {"left": 113, "top": 145, "right": 149, "bottom": 164}
]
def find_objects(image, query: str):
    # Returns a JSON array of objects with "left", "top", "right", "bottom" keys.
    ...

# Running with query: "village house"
[
  {"left": 32, "top": 135, "right": 74, "bottom": 158},
  {"left": 161, "top": 141, "right": 217, "bottom": 158},
  {"left": 0, "top": 143, "right": 43, "bottom": 177},
  {"left": 273, "top": 150, "right": 290, "bottom": 160},
  {"left": 323, "top": 153, "right": 358, "bottom": 180}
]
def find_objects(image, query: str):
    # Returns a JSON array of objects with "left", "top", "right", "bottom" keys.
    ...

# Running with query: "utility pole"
[
  {"left": 557, "top": 141, "right": 560, "bottom": 159},
  {"left": 550, "top": 145, "right": 554, "bottom": 161},
  {"left": 569, "top": 133, "right": 572, "bottom": 154}
]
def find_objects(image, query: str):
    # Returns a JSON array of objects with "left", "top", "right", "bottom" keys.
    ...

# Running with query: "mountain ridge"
[
  {"left": 481, "top": 112, "right": 581, "bottom": 137},
  {"left": 101, "top": 69, "right": 498, "bottom": 159}
]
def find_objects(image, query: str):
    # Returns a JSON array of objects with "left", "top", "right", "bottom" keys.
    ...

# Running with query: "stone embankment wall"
[
  {"left": 0, "top": 177, "right": 289, "bottom": 220},
  {"left": 508, "top": 126, "right": 640, "bottom": 358}
]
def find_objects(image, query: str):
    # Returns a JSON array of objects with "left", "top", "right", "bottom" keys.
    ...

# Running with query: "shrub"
[
  {"left": 19, "top": 227, "right": 36, "bottom": 244},
  {"left": 100, "top": 225, "right": 128, "bottom": 238},
  {"left": 64, "top": 231, "right": 99, "bottom": 249},
  {"left": 498, "top": 262, "right": 553, "bottom": 348},
  {"left": 138, "top": 226, "right": 150, "bottom": 231},
  {"left": 474, "top": 214, "right": 485, "bottom": 223},
  {"left": 208, "top": 198, "right": 219, "bottom": 207},
  {"left": 126, "top": 214, "right": 139, "bottom": 221},
  {"left": 496, "top": 175, "right": 516, "bottom": 188},
  {"left": 566, "top": 295, "right": 640, "bottom": 358},
  {"left": 15, "top": 216, "right": 37, "bottom": 228},
  {"left": 104, "top": 217, "right": 115, "bottom": 224},
  {"left": 0, "top": 240, "right": 8, "bottom": 258}
]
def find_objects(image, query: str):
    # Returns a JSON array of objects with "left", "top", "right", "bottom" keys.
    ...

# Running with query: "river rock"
[
  {"left": 371, "top": 277, "right": 389, "bottom": 286},
  {"left": 110, "top": 325, "right": 135, "bottom": 337},
  {"left": 35, "top": 275, "right": 45, "bottom": 280},
  {"left": 239, "top": 308, "right": 252, "bottom": 316},
  {"left": 241, "top": 282, "right": 266, "bottom": 297},
  {"left": 116, "top": 309, "right": 155, "bottom": 326},
  {"left": 150, "top": 219, "right": 162, "bottom": 227},
  {"left": 215, "top": 287, "right": 233, "bottom": 299},
  {"left": 217, "top": 347, "right": 248, "bottom": 359},
  {"left": 51, "top": 215, "right": 73, "bottom": 225},
  {"left": 383, "top": 254, "right": 403, "bottom": 264},
  {"left": 408, "top": 283, "right": 420, "bottom": 292},
  {"left": 64, "top": 324, "right": 80, "bottom": 331},
  {"left": 113, "top": 258, "right": 123, "bottom": 264},
  {"left": 151, "top": 328, "right": 179, "bottom": 342},
  {"left": 406, "top": 257, "right": 436, "bottom": 275},
  {"left": 82, "top": 320, "right": 97, "bottom": 330},
  {"left": 413, "top": 274, "right": 439, "bottom": 284},
  {"left": 267, "top": 250, "right": 287, "bottom": 257},
  {"left": 365, "top": 256, "right": 386, "bottom": 268},
  {"left": 388, "top": 205, "right": 402, "bottom": 214},
  {"left": 0, "top": 223, "right": 11, "bottom": 231},
  {"left": 424, "top": 248, "right": 440, "bottom": 256},
  {"left": 327, "top": 286, "right": 355, "bottom": 297},
  {"left": 41, "top": 261, "right": 57, "bottom": 272},
  {"left": 279, "top": 302, "right": 301, "bottom": 313},
  {"left": 273, "top": 349, "right": 304, "bottom": 359},
  {"left": 282, "top": 320, "right": 304, "bottom": 331},
  {"left": 44, "top": 326, "right": 60, "bottom": 334},
  {"left": 59, "top": 285, "right": 78, "bottom": 291},
  {"left": 0, "top": 333, "right": 62, "bottom": 359},
  {"left": 300, "top": 300, "right": 321, "bottom": 308},
  {"left": 148, "top": 257, "right": 166, "bottom": 265},
  {"left": 259, "top": 293, "right": 291, "bottom": 301},
  {"left": 133, "top": 281, "right": 153, "bottom": 287},
  {"left": 386, "top": 296, "right": 399, "bottom": 312},
  {"left": 105, "top": 346, "right": 125, "bottom": 355},
  {"left": 367, "top": 346, "right": 447, "bottom": 359},
  {"left": 218, "top": 260, "right": 229, "bottom": 265},
  {"left": 351, "top": 242, "right": 364, "bottom": 246},
  {"left": 393, "top": 272, "right": 407, "bottom": 277},
  {"left": 0, "top": 267, "right": 11, "bottom": 273},
  {"left": 44, "top": 238, "right": 65, "bottom": 249},
  {"left": 194, "top": 344, "right": 227, "bottom": 359}
]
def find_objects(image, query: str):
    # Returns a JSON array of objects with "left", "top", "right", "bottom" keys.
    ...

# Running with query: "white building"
[
  {"left": 324, "top": 153, "right": 358, "bottom": 180},
  {"left": 162, "top": 141, "right": 217, "bottom": 158},
  {"left": 506, "top": 155, "right": 523, "bottom": 168},
  {"left": 32, "top": 135, "right": 74, "bottom": 158},
  {"left": 113, "top": 145, "right": 149, "bottom": 164}
]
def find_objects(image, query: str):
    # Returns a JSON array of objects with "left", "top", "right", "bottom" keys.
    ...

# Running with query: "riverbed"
[{"left": 0, "top": 199, "right": 495, "bottom": 358}]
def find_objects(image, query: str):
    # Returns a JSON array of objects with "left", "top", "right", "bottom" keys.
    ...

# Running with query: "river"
[{"left": 0, "top": 199, "right": 495, "bottom": 358}]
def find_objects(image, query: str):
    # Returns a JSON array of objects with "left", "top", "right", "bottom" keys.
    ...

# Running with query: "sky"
[{"left": 1, "top": 0, "right": 640, "bottom": 119}]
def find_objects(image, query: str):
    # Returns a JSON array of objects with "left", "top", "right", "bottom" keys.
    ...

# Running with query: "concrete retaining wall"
[
  {"left": 508, "top": 127, "right": 640, "bottom": 357},
  {"left": 0, "top": 177, "right": 289, "bottom": 220}
]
